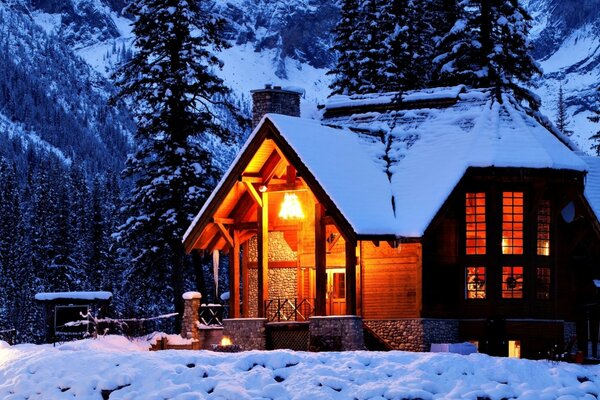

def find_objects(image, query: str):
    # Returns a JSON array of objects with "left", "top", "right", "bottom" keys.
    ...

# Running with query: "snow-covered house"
[{"left": 183, "top": 85, "right": 600, "bottom": 358}]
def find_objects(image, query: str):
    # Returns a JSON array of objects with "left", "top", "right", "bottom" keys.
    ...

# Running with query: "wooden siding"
[{"left": 361, "top": 242, "right": 422, "bottom": 319}]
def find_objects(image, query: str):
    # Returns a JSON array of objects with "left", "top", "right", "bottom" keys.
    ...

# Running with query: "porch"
[{"left": 185, "top": 130, "right": 362, "bottom": 320}]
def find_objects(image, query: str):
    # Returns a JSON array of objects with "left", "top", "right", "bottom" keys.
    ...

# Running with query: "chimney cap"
[{"left": 251, "top": 85, "right": 305, "bottom": 96}]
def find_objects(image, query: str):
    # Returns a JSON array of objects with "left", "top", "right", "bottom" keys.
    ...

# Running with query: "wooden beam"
[
  {"left": 214, "top": 217, "right": 235, "bottom": 225},
  {"left": 229, "top": 231, "right": 241, "bottom": 318},
  {"left": 260, "top": 151, "right": 282, "bottom": 184},
  {"left": 257, "top": 191, "right": 269, "bottom": 318},
  {"left": 242, "top": 241, "right": 249, "bottom": 318},
  {"left": 327, "top": 232, "right": 341, "bottom": 253},
  {"left": 286, "top": 165, "right": 296, "bottom": 187},
  {"left": 216, "top": 223, "right": 234, "bottom": 248},
  {"left": 315, "top": 203, "right": 327, "bottom": 316},
  {"left": 264, "top": 182, "right": 308, "bottom": 193},
  {"left": 243, "top": 181, "right": 263, "bottom": 208},
  {"left": 234, "top": 221, "right": 257, "bottom": 231},
  {"left": 241, "top": 176, "right": 263, "bottom": 183},
  {"left": 345, "top": 238, "right": 357, "bottom": 315}
]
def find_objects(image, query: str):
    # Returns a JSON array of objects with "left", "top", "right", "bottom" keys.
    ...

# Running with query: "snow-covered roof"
[
  {"left": 268, "top": 115, "right": 397, "bottom": 235},
  {"left": 325, "top": 85, "right": 466, "bottom": 112},
  {"left": 324, "top": 88, "right": 587, "bottom": 237},
  {"left": 35, "top": 291, "right": 113, "bottom": 302},
  {"left": 185, "top": 88, "right": 588, "bottom": 243}
]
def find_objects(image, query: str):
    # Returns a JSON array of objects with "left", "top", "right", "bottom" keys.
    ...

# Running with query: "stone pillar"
[
  {"left": 181, "top": 291, "right": 202, "bottom": 341},
  {"left": 309, "top": 316, "right": 364, "bottom": 351},
  {"left": 223, "top": 318, "right": 267, "bottom": 350},
  {"left": 251, "top": 85, "right": 302, "bottom": 128}
]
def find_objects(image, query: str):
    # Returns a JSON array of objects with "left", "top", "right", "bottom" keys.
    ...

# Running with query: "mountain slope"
[
  {"left": 0, "top": 2, "right": 132, "bottom": 173},
  {"left": 20, "top": 0, "right": 600, "bottom": 155}
]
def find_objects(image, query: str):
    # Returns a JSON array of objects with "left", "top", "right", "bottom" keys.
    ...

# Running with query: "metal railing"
[
  {"left": 264, "top": 298, "right": 315, "bottom": 322},
  {"left": 199, "top": 304, "right": 227, "bottom": 326}
]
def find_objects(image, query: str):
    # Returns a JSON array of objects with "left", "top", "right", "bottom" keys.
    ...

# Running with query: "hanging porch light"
[{"left": 278, "top": 193, "right": 305, "bottom": 220}]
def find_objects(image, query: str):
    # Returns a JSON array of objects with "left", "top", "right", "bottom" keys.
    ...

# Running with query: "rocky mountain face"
[{"left": 9, "top": 0, "right": 600, "bottom": 155}]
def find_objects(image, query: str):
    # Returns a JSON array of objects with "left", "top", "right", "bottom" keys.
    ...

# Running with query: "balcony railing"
[
  {"left": 264, "top": 298, "right": 315, "bottom": 322},
  {"left": 199, "top": 304, "right": 227, "bottom": 326}
]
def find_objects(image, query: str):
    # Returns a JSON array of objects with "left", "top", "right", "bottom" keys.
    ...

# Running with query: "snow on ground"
[{"left": 1, "top": 336, "right": 600, "bottom": 400}]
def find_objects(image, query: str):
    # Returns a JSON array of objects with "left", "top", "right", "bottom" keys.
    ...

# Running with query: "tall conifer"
[
  {"left": 112, "top": 0, "right": 243, "bottom": 321},
  {"left": 433, "top": 0, "right": 541, "bottom": 109},
  {"left": 328, "top": 0, "right": 362, "bottom": 95}
]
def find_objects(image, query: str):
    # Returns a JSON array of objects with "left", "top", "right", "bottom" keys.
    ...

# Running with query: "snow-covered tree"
[
  {"left": 555, "top": 83, "right": 572, "bottom": 136},
  {"left": 111, "top": 0, "right": 243, "bottom": 321},
  {"left": 355, "top": 0, "right": 388, "bottom": 94},
  {"left": 433, "top": 0, "right": 541, "bottom": 109},
  {"left": 378, "top": 0, "right": 433, "bottom": 92},
  {"left": 590, "top": 87, "right": 600, "bottom": 155},
  {"left": 328, "top": 0, "right": 362, "bottom": 95},
  {"left": 0, "top": 158, "right": 37, "bottom": 341}
]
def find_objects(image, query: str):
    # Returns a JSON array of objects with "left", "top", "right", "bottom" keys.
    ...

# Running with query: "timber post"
[{"left": 315, "top": 203, "right": 327, "bottom": 316}]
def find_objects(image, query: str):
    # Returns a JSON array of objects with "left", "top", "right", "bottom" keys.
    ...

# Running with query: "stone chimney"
[{"left": 251, "top": 84, "right": 302, "bottom": 129}]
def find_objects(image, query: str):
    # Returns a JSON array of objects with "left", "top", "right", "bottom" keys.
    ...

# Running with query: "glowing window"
[
  {"left": 466, "top": 267, "right": 486, "bottom": 299},
  {"left": 536, "top": 267, "right": 551, "bottom": 300},
  {"left": 508, "top": 340, "right": 521, "bottom": 358},
  {"left": 502, "top": 266, "right": 523, "bottom": 299},
  {"left": 502, "top": 192, "right": 524, "bottom": 255},
  {"left": 537, "top": 200, "right": 551, "bottom": 256},
  {"left": 466, "top": 193, "right": 486, "bottom": 255}
]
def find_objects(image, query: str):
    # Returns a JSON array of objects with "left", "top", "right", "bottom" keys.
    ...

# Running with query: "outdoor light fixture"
[
  {"left": 258, "top": 185, "right": 267, "bottom": 193},
  {"left": 279, "top": 193, "right": 304, "bottom": 220}
]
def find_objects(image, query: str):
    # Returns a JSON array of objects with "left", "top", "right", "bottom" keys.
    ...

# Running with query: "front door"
[{"left": 326, "top": 269, "right": 346, "bottom": 315}]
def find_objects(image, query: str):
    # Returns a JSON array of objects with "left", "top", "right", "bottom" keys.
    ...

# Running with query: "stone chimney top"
[{"left": 251, "top": 84, "right": 302, "bottom": 129}]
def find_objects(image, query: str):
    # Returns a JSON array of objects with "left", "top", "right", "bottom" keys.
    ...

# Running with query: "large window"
[
  {"left": 537, "top": 200, "right": 551, "bottom": 256},
  {"left": 466, "top": 267, "right": 486, "bottom": 299},
  {"left": 502, "top": 192, "right": 524, "bottom": 255},
  {"left": 502, "top": 266, "right": 524, "bottom": 298},
  {"left": 466, "top": 193, "right": 486, "bottom": 255}
]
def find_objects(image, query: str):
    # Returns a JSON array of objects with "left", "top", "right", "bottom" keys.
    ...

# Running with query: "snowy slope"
[
  {"left": 1, "top": 337, "right": 600, "bottom": 399},
  {"left": 22, "top": 0, "right": 600, "bottom": 154}
]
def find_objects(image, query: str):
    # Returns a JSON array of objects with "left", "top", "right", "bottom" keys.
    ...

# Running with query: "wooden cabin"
[{"left": 183, "top": 85, "right": 600, "bottom": 358}]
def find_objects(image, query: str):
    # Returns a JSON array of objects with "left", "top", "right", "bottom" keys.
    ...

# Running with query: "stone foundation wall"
[
  {"left": 309, "top": 316, "right": 365, "bottom": 351},
  {"left": 365, "top": 319, "right": 459, "bottom": 352},
  {"left": 248, "top": 268, "right": 298, "bottom": 317},
  {"left": 223, "top": 318, "right": 267, "bottom": 350}
]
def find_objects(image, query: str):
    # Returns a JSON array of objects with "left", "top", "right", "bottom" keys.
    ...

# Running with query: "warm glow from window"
[
  {"left": 537, "top": 200, "right": 550, "bottom": 256},
  {"left": 508, "top": 340, "right": 521, "bottom": 358},
  {"left": 536, "top": 267, "right": 551, "bottom": 300},
  {"left": 466, "top": 193, "right": 486, "bottom": 255},
  {"left": 502, "top": 192, "right": 524, "bottom": 255},
  {"left": 502, "top": 266, "right": 523, "bottom": 298},
  {"left": 278, "top": 193, "right": 305, "bottom": 220},
  {"left": 466, "top": 266, "right": 486, "bottom": 299}
]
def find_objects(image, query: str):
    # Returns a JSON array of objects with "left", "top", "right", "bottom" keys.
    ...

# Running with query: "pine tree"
[
  {"left": 111, "top": 0, "right": 243, "bottom": 322},
  {"left": 0, "top": 158, "right": 36, "bottom": 342},
  {"left": 433, "top": 0, "right": 541, "bottom": 109},
  {"left": 379, "top": 0, "right": 432, "bottom": 92},
  {"left": 555, "top": 83, "right": 573, "bottom": 136},
  {"left": 355, "top": 0, "right": 388, "bottom": 94},
  {"left": 328, "top": 0, "right": 362, "bottom": 96},
  {"left": 590, "top": 87, "right": 600, "bottom": 155}
]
